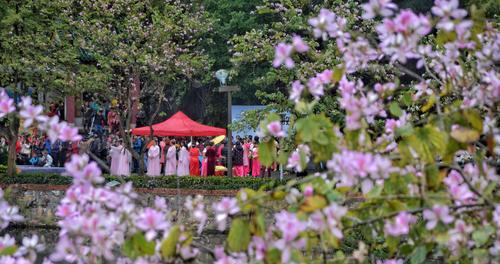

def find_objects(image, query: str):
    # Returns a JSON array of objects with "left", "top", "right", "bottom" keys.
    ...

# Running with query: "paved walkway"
[{"left": 17, "top": 165, "right": 65, "bottom": 174}]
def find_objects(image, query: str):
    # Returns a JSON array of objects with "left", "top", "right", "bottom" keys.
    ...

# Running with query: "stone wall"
[{"left": 0, "top": 184, "right": 252, "bottom": 263}]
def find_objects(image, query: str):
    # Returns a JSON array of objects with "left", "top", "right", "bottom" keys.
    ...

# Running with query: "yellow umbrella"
[
  {"left": 211, "top": 135, "right": 225, "bottom": 145},
  {"left": 215, "top": 166, "right": 227, "bottom": 172}
]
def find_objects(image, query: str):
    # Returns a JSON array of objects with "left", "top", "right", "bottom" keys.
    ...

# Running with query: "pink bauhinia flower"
[
  {"left": 274, "top": 211, "right": 307, "bottom": 263},
  {"left": 432, "top": 0, "right": 467, "bottom": 31},
  {"left": 308, "top": 211, "right": 326, "bottom": 232},
  {"left": 342, "top": 37, "right": 379, "bottom": 72},
  {"left": 376, "top": 10, "right": 430, "bottom": 63},
  {"left": 135, "top": 208, "right": 170, "bottom": 241},
  {"left": 19, "top": 101, "right": 46, "bottom": 128},
  {"left": 267, "top": 121, "right": 285, "bottom": 138},
  {"left": 384, "top": 212, "right": 417, "bottom": 236},
  {"left": 214, "top": 246, "right": 247, "bottom": 264},
  {"left": 248, "top": 236, "right": 267, "bottom": 261},
  {"left": 292, "top": 35, "right": 309, "bottom": 53},
  {"left": 362, "top": 0, "right": 398, "bottom": 19},
  {"left": 423, "top": 205, "right": 454, "bottom": 230},
  {"left": 0, "top": 96, "right": 15, "bottom": 119},
  {"left": 185, "top": 195, "right": 207, "bottom": 234},
  {"left": 0, "top": 234, "right": 15, "bottom": 251},
  {"left": 323, "top": 203, "right": 347, "bottom": 239},
  {"left": 213, "top": 197, "right": 240, "bottom": 231},
  {"left": 338, "top": 76, "right": 356, "bottom": 95},
  {"left": 44, "top": 116, "right": 63, "bottom": 143},
  {"left": 16, "top": 234, "right": 45, "bottom": 260},
  {"left": 273, "top": 43, "right": 294, "bottom": 68},
  {"left": 0, "top": 200, "right": 23, "bottom": 229},
  {"left": 287, "top": 144, "right": 310, "bottom": 172},
  {"left": 317, "top": 69, "right": 333, "bottom": 84},
  {"left": 307, "top": 76, "right": 324, "bottom": 99},
  {"left": 494, "top": 205, "right": 500, "bottom": 227},
  {"left": 290, "top": 80, "right": 304, "bottom": 103},
  {"left": 449, "top": 184, "right": 476, "bottom": 205},
  {"left": 275, "top": 211, "right": 307, "bottom": 242},
  {"left": 55, "top": 203, "right": 76, "bottom": 218},
  {"left": 58, "top": 123, "right": 82, "bottom": 142},
  {"left": 308, "top": 9, "right": 347, "bottom": 41},
  {"left": 303, "top": 185, "right": 314, "bottom": 197},
  {"left": 78, "top": 162, "right": 104, "bottom": 185},
  {"left": 443, "top": 170, "right": 463, "bottom": 188}
]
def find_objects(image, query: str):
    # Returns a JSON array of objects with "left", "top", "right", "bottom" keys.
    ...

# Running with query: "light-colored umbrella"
[
  {"left": 215, "top": 166, "right": 227, "bottom": 172},
  {"left": 211, "top": 135, "right": 225, "bottom": 145}
]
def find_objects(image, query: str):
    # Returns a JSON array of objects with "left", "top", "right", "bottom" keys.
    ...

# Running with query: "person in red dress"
[
  {"left": 189, "top": 143, "right": 200, "bottom": 176},
  {"left": 206, "top": 142, "right": 217, "bottom": 176}
]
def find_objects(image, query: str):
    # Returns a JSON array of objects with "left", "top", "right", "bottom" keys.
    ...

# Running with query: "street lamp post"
[{"left": 216, "top": 70, "right": 240, "bottom": 177}]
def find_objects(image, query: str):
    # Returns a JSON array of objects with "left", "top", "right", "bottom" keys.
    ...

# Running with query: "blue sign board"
[{"left": 231, "top": 105, "right": 290, "bottom": 138}]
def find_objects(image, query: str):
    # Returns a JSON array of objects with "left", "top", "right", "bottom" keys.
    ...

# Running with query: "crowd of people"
[
  {"left": 80, "top": 96, "right": 121, "bottom": 135},
  {"left": 6, "top": 132, "right": 79, "bottom": 167},
  {"left": 3, "top": 93, "right": 277, "bottom": 177},
  {"left": 103, "top": 135, "right": 273, "bottom": 177},
  {"left": 7, "top": 131, "right": 275, "bottom": 177}
]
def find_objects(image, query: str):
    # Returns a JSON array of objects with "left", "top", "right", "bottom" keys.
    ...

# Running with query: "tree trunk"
[{"left": 7, "top": 116, "right": 20, "bottom": 176}]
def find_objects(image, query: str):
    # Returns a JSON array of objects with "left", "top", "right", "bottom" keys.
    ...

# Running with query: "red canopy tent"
[{"left": 131, "top": 111, "right": 226, "bottom": 137}]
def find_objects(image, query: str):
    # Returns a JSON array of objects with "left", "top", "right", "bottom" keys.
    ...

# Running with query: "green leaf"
[
  {"left": 472, "top": 225, "right": 494, "bottom": 247},
  {"left": 123, "top": 233, "right": 155, "bottom": 260},
  {"left": 436, "top": 30, "right": 457, "bottom": 46},
  {"left": 326, "top": 191, "right": 344, "bottom": 202},
  {"left": 389, "top": 102, "right": 403, "bottom": 117},
  {"left": 0, "top": 245, "right": 18, "bottom": 256},
  {"left": 425, "top": 164, "right": 440, "bottom": 189},
  {"left": 314, "top": 132, "right": 329, "bottom": 145},
  {"left": 332, "top": 66, "right": 345, "bottom": 82},
  {"left": 463, "top": 109, "right": 483, "bottom": 131},
  {"left": 366, "top": 185, "right": 383, "bottom": 198},
  {"left": 450, "top": 127, "right": 480, "bottom": 143},
  {"left": 410, "top": 246, "right": 427, "bottom": 264},
  {"left": 402, "top": 92, "right": 413, "bottom": 106},
  {"left": 395, "top": 125, "right": 414, "bottom": 138},
  {"left": 405, "top": 125, "right": 447, "bottom": 163},
  {"left": 421, "top": 95, "right": 436, "bottom": 112},
  {"left": 386, "top": 236, "right": 400, "bottom": 253},
  {"left": 436, "top": 232, "right": 450, "bottom": 245},
  {"left": 259, "top": 141, "right": 275, "bottom": 167},
  {"left": 227, "top": 218, "right": 251, "bottom": 252},
  {"left": 300, "top": 195, "right": 327, "bottom": 212},
  {"left": 161, "top": 225, "right": 181, "bottom": 259},
  {"left": 265, "top": 248, "right": 281, "bottom": 263}
]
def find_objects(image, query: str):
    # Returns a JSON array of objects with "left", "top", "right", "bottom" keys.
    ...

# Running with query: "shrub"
[{"left": 0, "top": 173, "right": 285, "bottom": 190}]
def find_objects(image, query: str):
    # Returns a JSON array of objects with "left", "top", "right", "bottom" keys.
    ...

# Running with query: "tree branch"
[
  {"left": 445, "top": 163, "right": 493, "bottom": 206},
  {"left": 345, "top": 203, "right": 489, "bottom": 230}
]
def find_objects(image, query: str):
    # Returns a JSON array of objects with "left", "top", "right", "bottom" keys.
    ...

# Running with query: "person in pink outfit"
[
  {"left": 233, "top": 141, "right": 244, "bottom": 176},
  {"left": 147, "top": 139, "right": 161, "bottom": 176},
  {"left": 176, "top": 143, "right": 190, "bottom": 176},
  {"left": 164, "top": 139, "right": 177, "bottom": 176},
  {"left": 242, "top": 139, "right": 250, "bottom": 176},
  {"left": 201, "top": 146, "right": 208, "bottom": 176},
  {"left": 251, "top": 138, "right": 261, "bottom": 177}
]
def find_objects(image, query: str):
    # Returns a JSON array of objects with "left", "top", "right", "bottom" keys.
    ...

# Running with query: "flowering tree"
[
  {"left": 0, "top": 0, "right": 499, "bottom": 263},
  {"left": 60, "top": 0, "right": 212, "bottom": 173},
  {"left": 0, "top": 0, "right": 80, "bottom": 176}
]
